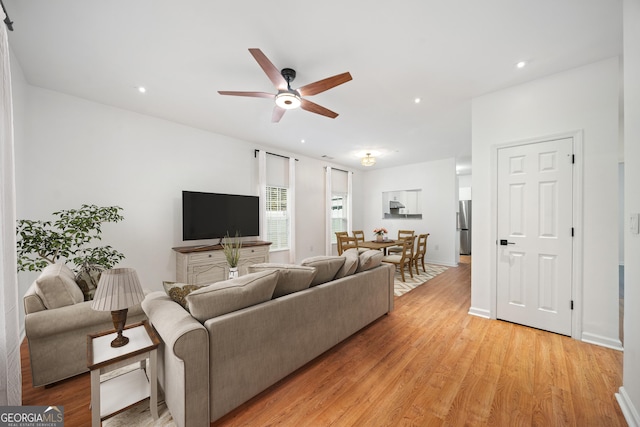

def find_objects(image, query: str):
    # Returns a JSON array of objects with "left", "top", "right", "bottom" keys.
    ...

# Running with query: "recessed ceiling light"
[
  {"left": 414, "top": 97, "right": 421, "bottom": 104},
  {"left": 137, "top": 86, "right": 146, "bottom": 93},
  {"left": 301, "top": 139, "right": 305, "bottom": 144},
  {"left": 516, "top": 61, "right": 527, "bottom": 69}
]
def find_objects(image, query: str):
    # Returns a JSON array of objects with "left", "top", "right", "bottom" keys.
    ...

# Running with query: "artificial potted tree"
[
  {"left": 16, "top": 204, "right": 126, "bottom": 300},
  {"left": 221, "top": 232, "right": 242, "bottom": 279}
]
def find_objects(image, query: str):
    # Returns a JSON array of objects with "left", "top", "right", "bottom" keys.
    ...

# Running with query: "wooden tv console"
[{"left": 172, "top": 241, "right": 271, "bottom": 285}]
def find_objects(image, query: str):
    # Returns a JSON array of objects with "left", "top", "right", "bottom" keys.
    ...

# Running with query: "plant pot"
[
  {"left": 376, "top": 235, "right": 383, "bottom": 242},
  {"left": 228, "top": 266, "right": 239, "bottom": 279}
]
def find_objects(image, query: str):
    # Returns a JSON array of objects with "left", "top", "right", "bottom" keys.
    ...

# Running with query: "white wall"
[
  {"left": 471, "top": 57, "right": 621, "bottom": 348},
  {"left": 619, "top": 0, "right": 640, "bottom": 423},
  {"left": 12, "top": 79, "right": 351, "bottom": 332},
  {"left": 458, "top": 174, "right": 472, "bottom": 201},
  {"left": 361, "top": 158, "right": 458, "bottom": 267}
]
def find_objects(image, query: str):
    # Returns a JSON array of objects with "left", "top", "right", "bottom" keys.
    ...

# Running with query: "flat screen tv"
[{"left": 182, "top": 191, "right": 260, "bottom": 240}]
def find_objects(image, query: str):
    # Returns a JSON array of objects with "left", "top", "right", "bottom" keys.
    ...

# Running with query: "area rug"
[{"left": 393, "top": 263, "right": 449, "bottom": 297}]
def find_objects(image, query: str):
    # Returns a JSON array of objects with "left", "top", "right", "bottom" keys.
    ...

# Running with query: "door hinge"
[
  {"left": 572, "top": 154, "right": 575, "bottom": 164},
  {"left": 571, "top": 227, "right": 574, "bottom": 237},
  {"left": 571, "top": 300, "right": 574, "bottom": 310}
]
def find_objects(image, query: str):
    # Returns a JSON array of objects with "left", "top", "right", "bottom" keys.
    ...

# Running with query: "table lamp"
[{"left": 91, "top": 268, "right": 145, "bottom": 347}]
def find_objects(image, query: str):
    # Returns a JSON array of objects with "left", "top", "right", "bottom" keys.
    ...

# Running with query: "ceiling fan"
[{"left": 218, "top": 48, "right": 352, "bottom": 123}]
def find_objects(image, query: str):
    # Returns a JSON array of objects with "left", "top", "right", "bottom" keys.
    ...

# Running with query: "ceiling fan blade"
[
  {"left": 249, "top": 48, "right": 287, "bottom": 90},
  {"left": 272, "top": 106, "right": 286, "bottom": 123},
  {"left": 298, "top": 72, "right": 352, "bottom": 97},
  {"left": 217, "top": 91, "right": 275, "bottom": 99},
  {"left": 300, "top": 99, "right": 339, "bottom": 119}
]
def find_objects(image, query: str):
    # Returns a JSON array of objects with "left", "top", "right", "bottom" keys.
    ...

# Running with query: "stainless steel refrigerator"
[{"left": 459, "top": 200, "right": 471, "bottom": 255}]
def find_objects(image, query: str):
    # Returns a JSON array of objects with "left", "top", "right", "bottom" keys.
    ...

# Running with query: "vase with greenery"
[
  {"left": 221, "top": 232, "right": 242, "bottom": 278},
  {"left": 16, "top": 204, "right": 126, "bottom": 299}
]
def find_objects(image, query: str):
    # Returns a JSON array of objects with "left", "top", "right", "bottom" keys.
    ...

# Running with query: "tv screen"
[{"left": 182, "top": 191, "right": 260, "bottom": 240}]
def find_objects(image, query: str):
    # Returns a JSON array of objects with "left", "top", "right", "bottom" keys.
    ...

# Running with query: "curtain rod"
[
  {"left": 1, "top": 0, "right": 14, "bottom": 31},
  {"left": 254, "top": 149, "right": 298, "bottom": 161}
]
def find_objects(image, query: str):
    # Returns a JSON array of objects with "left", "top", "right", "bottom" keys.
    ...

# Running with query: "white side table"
[{"left": 87, "top": 320, "right": 160, "bottom": 427}]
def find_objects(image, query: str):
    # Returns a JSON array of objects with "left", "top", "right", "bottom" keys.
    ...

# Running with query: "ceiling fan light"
[
  {"left": 361, "top": 153, "right": 376, "bottom": 167},
  {"left": 275, "top": 91, "right": 301, "bottom": 109}
]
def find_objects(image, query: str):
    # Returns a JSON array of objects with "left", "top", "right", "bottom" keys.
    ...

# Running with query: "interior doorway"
[{"left": 495, "top": 137, "right": 574, "bottom": 336}]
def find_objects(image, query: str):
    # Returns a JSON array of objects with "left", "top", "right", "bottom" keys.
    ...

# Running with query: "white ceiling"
[{"left": 5, "top": 1, "right": 622, "bottom": 171}]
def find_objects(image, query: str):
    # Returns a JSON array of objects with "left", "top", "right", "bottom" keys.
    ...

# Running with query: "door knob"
[{"left": 499, "top": 239, "right": 515, "bottom": 246}]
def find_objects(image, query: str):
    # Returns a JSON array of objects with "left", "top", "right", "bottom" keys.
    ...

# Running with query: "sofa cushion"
[
  {"left": 300, "top": 256, "right": 346, "bottom": 286},
  {"left": 34, "top": 263, "right": 84, "bottom": 309},
  {"left": 186, "top": 270, "right": 278, "bottom": 322},
  {"left": 247, "top": 263, "right": 317, "bottom": 298},
  {"left": 334, "top": 248, "right": 359, "bottom": 279},
  {"left": 163, "top": 281, "right": 204, "bottom": 312},
  {"left": 357, "top": 250, "right": 384, "bottom": 272}
]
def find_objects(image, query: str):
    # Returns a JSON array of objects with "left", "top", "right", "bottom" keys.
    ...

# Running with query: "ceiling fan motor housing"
[{"left": 281, "top": 68, "right": 296, "bottom": 84}]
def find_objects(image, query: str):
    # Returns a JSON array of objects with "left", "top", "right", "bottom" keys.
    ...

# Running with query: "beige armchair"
[{"left": 23, "top": 263, "right": 146, "bottom": 387}]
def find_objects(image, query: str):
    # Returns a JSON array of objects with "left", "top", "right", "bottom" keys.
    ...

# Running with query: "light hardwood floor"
[{"left": 22, "top": 257, "right": 626, "bottom": 426}]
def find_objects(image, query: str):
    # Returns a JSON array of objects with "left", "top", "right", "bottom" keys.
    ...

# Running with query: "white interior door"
[{"left": 496, "top": 137, "right": 573, "bottom": 335}]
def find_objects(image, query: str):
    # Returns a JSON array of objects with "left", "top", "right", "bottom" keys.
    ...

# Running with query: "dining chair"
[
  {"left": 352, "top": 230, "right": 365, "bottom": 243},
  {"left": 387, "top": 229, "right": 415, "bottom": 254},
  {"left": 339, "top": 235, "right": 359, "bottom": 255},
  {"left": 412, "top": 233, "right": 429, "bottom": 275},
  {"left": 351, "top": 230, "right": 370, "bottom": 253},
  {"left": 335, "top": 231, "right": 348, "bottom": 255},
  {"left": 381, "top": 236, "right": 414, "bottom": 282}
]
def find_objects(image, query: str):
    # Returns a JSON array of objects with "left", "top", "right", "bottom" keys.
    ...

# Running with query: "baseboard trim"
[
  {"left": 616, "top": 387, "right": 640, "bottom": 427},
  {"left": 468, "top": 307, "right": 490, "bottom": 319},
  {"left": 424, "top": 258, "right": 458, "bottom": 268},
  {"left": 581, "top": 332, "right": 624, "bottom": 351}
]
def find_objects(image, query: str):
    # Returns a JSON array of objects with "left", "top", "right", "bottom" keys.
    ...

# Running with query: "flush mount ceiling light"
[
  {"left": 361, "top": 153, "right": 376, "bottom": 167},
  {"left": 275, "top": 90, "right": 301, "bottom": 109},
  {"left": 516, "top": 61, "right": 527, "bottom": 69}
]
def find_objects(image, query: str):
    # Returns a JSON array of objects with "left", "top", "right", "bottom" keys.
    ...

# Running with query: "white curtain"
[
  {"left": 258, "top": 150, "right": 267, "bottom": 240},
  {"left": 325, "top": 167, "right": 332, "bottom": 255},
  {"left": 288, "top": 157, "right": 296, "bottom": 263},
  {"left": 0, "top": 10, "right": 21, "bottom": 405}
]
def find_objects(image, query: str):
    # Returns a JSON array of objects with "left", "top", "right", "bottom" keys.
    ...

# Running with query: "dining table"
[{"left": 358, "top": 239, "right": 398, "bottom": 256}]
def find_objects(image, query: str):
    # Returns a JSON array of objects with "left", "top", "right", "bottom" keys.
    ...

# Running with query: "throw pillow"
[
  {"left": 163, "top": 281, "right": 204, "bottom": 312},
  {"left": 75, "top": 265, "right": 103, "bottom": 301},
  {"left": 357, "top": 250, "right": 384, "bottom": 272},
  {"left": 247, "top": 263, "right": 317, "bottom": 298},
  {"left": 34, "top": 263, "right": 85, "bottom": 309},
  {"left": 334, "top": 248, "right": 359, "bottom": 279},
  {"left": 300, "top": 256, "right": 346, "bottom": 286},
  {"left": 186, "top": 270, "right": 278, "bottom": 323}
]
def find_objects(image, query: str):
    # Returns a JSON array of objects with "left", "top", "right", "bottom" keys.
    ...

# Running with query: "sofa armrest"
[
  {"left": 24, "top": 282, "right": 46, "bottom": 314},
  {"left": 142, "top": 292, "right": 210, "bottom": 427}
]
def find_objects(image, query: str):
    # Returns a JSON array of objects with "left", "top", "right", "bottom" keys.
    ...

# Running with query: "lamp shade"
[{"left": 91, "top": 268, "right": 145, "bottom": 311}]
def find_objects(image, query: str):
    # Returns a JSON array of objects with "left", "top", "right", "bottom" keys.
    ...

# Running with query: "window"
[
  {"left": 331, "top": 193, "right": 348, "bottom": 243},
  {"left": 266, "top": 186, "right": 289, "bottom": 250}
]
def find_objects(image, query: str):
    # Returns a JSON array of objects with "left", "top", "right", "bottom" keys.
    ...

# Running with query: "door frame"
[{"left": 489, "top": 130, "right": 584, "bottom": 339}]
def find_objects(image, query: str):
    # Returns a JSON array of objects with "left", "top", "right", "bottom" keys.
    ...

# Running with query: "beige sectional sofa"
[
  {"left": 142, "top": 249, "right": 395, "bottom": 427},
  {"left": 23, "top": 263, "right": 146, "bottom": 387}
]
